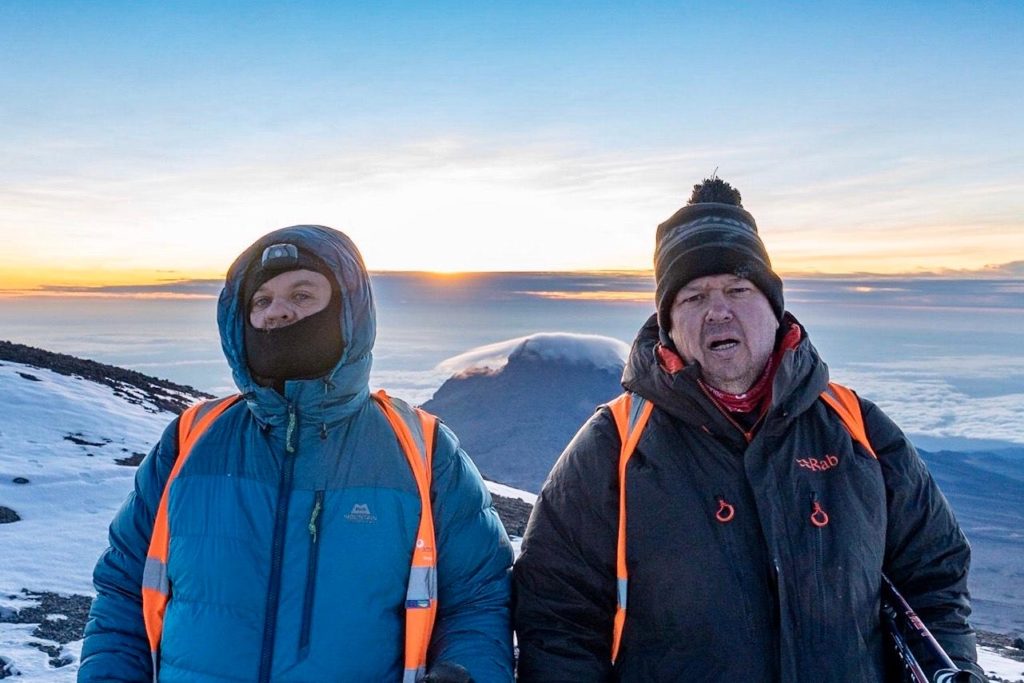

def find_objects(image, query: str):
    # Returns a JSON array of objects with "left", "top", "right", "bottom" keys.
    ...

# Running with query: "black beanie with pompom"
[{"left": 654, "top": 177, "right": 784, "bottom": 337}]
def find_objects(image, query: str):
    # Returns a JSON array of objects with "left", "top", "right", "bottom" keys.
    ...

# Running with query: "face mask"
[{"left": 244, "top": 295, "right": 344, "bottom": 388}]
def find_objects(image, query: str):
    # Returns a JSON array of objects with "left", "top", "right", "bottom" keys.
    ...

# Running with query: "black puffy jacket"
[{"left": 513, "top": 314, "right": 979, "bottom": 682}]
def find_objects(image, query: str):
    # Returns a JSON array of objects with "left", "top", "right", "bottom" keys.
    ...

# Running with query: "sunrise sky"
[{"left": 2, "top": 1, "right": 1022, "bottom": 292}]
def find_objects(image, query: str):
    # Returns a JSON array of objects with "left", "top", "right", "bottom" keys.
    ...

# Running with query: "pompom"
[{"left": 687, "top": 176, "right": 742, "bottom": 207}]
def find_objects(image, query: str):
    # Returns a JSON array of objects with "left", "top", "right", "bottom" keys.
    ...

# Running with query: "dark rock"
[
  {"left": 63, "top": 433, "right": 106, "bottom": 447},
  {"left": 491, "top": 493, "right": 532, "bottom": 537},
  {"left": 0, "top": 654, "right": 14, "bottom": 678},
  {"left": 0, "top": 506, "right": 20, "bottom": 524},
  {"left": 12, "top": 477, "right": 29, "bottom": 484},
  {"left": 0, "top": 339, "right": 210, "bottom": 414},
  {"left": 17, "top": 371, "right": 41, "bottom": 382},
  {"left": 1013, "top": 635, "right": 1024, "bottom": 650},
  {"left": 115, "top": 452, "right": 147, "bottom": 467},
  {"left": 28, "top": 641, "right": 72, "bottom": 668},
  {"left": 0, "top": 591, "right": 92, "bottom": 644}
]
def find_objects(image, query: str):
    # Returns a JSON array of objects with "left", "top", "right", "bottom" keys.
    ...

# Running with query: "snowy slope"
[{"left": 0, "top": 358, "right": 192, "bottom": 678}]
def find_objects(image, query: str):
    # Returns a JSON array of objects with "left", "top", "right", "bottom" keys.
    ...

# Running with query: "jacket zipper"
[
  {"left": 299, "top": 489, "right": 325, "bottom": 654},
  {"left": 714, "top": 495, "right": 756, "bottom": 637},
  {"left": 697, "top": 383, "right": 767, "bottom": 443},
  {"left": 258, "top": 404, "right": 298, "bottom": 683},
  {"left": 810, "top": 491, "right": 828, "bottom": 633}
]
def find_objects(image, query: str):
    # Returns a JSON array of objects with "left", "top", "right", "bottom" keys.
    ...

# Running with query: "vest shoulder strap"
[
  {"left": 820, "top": 381, "right": 877, "bottom": 458},
  {"left": 142, "top": 394, "right": 241, "bottom": 680},
  {"left": 177, "top": 394, "right": 244, "bottom": 456},
  {"left": 372, "top": 389, "right": 440, "bottom": 683},
  {"left": 606, "top": 391, "right": 653, "bottom": 664}
]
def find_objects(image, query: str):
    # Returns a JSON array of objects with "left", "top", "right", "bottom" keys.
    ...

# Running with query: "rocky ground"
[
  {"left": 0, "top": 592, "right": 90, "bottom": 672},
  {"left": 0, "top": 340, "right": 210, "bottom": 415}
]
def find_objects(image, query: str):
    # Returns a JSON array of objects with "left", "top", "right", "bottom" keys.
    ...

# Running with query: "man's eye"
[
  {"left": 727, "top": 287, "right": 750, "bottom": 296},
  {"left": 682, "top": 293, "right": 703, "bottom": 304},
  {"left": 251, "top": 297, "right": 270, "bottom": 309},
  {"left": 293, "top": 291, "right": 312, "bottom": 302}
]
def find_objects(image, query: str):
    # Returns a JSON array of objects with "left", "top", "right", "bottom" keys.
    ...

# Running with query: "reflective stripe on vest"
[
  {"left": 607, "top": 381, "right": 870, "bottom": 665},
  {"left": 142, "top": 394, "right": 242, "bottom": 681},
  {"left": 606, "top": 391, "right": 653, "bottom": 664},
  {"left": 372, "top": 389, "right": 438, "bottom": 683},
  {"left": 141, "top": 390, "right": 438, "bottom": 683}
]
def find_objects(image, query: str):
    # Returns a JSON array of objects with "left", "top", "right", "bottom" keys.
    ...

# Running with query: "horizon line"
[{"left": 1, "top": 262, "right": 1022, "bottom": 300}]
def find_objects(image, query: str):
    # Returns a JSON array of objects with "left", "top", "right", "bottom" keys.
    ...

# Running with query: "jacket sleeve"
[
  {"left": 513, "top": 409, "right": 620, "bottom": 683},
  {"left": 77, "top": 417, "right": 180, "bottom": 682},
  {"left": 865, "top": 399, "right": 982, "bottom": 677},
  {"left": 427, "top": 421, "right": 515, "bottom": 682}
]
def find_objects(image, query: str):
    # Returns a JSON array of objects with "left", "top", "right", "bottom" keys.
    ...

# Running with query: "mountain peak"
[{"left": 436, "top": 332, "right": 630, "bottom": 379}]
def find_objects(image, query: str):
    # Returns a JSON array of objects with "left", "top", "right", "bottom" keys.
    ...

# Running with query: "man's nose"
[
  {"left": 264, "top": 299, "right": 294, "bottom": 326},
  {"left": 704, "top": 292, "right": 733, "bottom": 321}
]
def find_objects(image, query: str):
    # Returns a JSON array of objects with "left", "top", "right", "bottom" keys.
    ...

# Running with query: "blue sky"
[{"left": 2, "top": 1, "right": 1022, "bottom": 287}]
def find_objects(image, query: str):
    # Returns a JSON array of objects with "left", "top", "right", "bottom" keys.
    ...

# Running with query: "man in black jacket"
[{"left": 513, "top": 178, "right": 982, "bottom": 681}]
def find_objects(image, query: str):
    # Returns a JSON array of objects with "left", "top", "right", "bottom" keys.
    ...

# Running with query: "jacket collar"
[{"left": 621, "top": 312, "right": 829, "bottom": 436}]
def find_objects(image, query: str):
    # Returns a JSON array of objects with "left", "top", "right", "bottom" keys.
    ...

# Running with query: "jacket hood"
[
  {"left": 622, "top": 312, "right": 829, "bottom": 436},
  {"left": 217, "top": 225, "right": 375, "bottom": 425}
]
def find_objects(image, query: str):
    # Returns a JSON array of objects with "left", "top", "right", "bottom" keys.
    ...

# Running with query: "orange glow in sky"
[{"left": 2, "top": 5, "right": 1022, "bottom": 292}]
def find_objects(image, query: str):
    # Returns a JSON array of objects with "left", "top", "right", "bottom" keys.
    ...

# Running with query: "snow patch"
[
  {"left": 978, "top": 646, "right": 1024, "bottom": 682},
  {"left": 485, "top": 481, "right": 538, "bottom": 505},
  {"left": 0, "top": 361, "right": 176, "bottom": 597}
]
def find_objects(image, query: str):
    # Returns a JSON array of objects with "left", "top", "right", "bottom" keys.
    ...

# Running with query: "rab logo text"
[{"left": 796, "top": 454, "right": 840, "bottom": 472}]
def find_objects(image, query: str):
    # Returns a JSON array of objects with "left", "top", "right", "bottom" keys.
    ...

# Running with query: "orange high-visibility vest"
[
  {"left": 141, "top": 389, "right": 439, "bottom": 683},
  {"left": 606, "top": 381, "right": 875, "bottom": 664}
]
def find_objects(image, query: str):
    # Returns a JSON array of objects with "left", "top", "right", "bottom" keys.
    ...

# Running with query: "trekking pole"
[{"left": 881, "top": 574, "right": 985, "bottom": 682}]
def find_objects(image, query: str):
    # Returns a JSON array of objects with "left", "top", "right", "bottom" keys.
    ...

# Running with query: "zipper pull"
[
  {"left": 715, "top": 495, "right": 736, "bottom": 523},
  {"left": 308, "top": 494, "right": 323, "bottom": 543},
  {"left": 286, "top": 404, "right": 297, "bottom": 454},
  {"left": 810, "top": 493, "right": 829, "bottom": 528}
]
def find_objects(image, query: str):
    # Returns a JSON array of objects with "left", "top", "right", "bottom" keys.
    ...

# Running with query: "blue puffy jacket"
[{"left": 79, "top": 225, "right": 514, "bottom": 682}]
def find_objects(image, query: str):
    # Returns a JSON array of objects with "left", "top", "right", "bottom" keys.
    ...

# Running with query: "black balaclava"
[{"left": 241, "top": 243, "right": 344, "bottom": 390}]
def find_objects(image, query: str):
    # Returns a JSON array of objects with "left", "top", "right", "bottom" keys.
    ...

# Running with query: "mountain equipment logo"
[
  {"left": 345, "top": 503, "right": 378, "bottom": 524},
  {"left": 796, "top": 454, "right": 840, "bottom": 472}
]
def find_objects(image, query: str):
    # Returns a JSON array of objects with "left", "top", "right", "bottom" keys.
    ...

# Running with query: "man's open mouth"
[{"left": 708, "top": 338, "right": 739, "bottom": 351}]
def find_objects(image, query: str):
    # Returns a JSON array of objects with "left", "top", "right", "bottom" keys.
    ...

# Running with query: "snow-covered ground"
[
  {"left": 1, "top": 343, "right": 1021, "bottom": 681},
  {"left": 980, "top": 646, "right": 1024, "bottom": 683},
  {"left": 0, "top": 359, "right": 178, "bottom": 679}
]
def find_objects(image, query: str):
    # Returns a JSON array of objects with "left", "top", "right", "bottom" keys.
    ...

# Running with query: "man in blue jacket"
[{"left": 80, "top": 225, "right": 514, "bottom": 682}]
